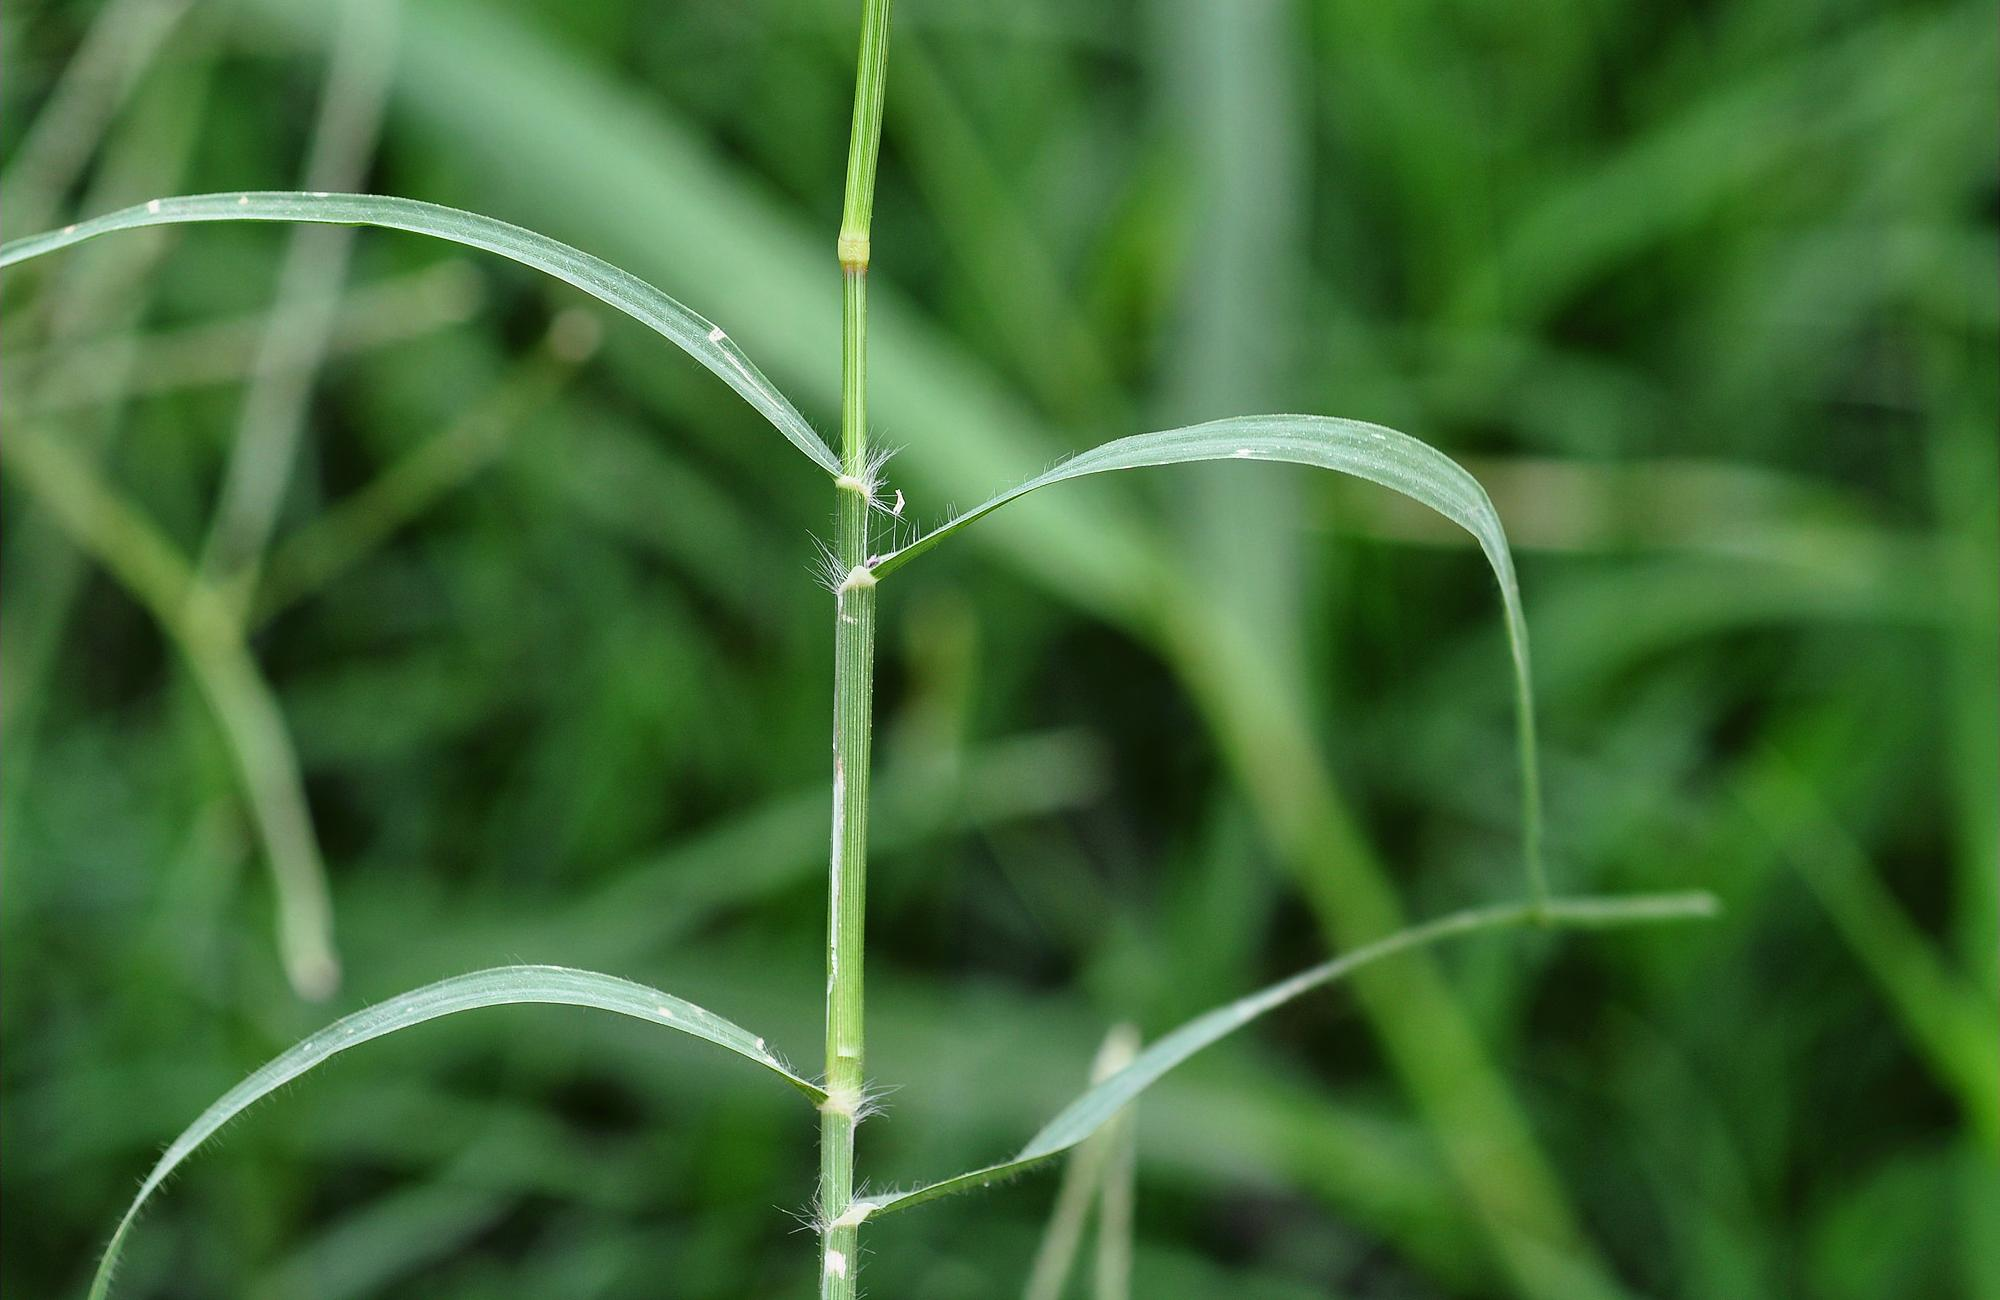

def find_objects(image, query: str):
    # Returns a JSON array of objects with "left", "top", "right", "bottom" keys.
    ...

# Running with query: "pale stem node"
[
  {"left": 818, "top": 1082, "right": 866, "bottom": 1118},
  {"left": 836, "top": 229, "right": 869, "bottom": 270},
  {"left": 836, "top": 469, "right": 889, "bottom": 517}
]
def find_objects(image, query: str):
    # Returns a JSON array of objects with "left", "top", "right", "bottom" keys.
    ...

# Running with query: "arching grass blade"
[
  {"left": 88, "top": 965, "right": 822, "bottom": 1300},
  {"left": 0, "top": 192, "right": 841, "bottom": 476},
  {"left": 871, "top": 413, "right": 1550, "bottom": 901},
  {"left": 863, "top": 892, "right": 1716, "bottom": 1219}
]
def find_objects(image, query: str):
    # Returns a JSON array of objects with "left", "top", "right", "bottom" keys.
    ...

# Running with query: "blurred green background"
[{"left": 3, "top": 0, "right": 1995, "bottom": 1295}]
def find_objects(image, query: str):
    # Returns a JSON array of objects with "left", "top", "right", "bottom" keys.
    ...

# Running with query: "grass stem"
[{"left": 821, "top": 2, "right": 893, "bottom": 1295}]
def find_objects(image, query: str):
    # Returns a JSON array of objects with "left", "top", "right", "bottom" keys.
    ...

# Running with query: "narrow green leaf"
[
  {"left": 863, "top": 892, "right": 1717, "bottom": 1218},
  {"left": 0, "top": 192, "right": 841, "bottom": 475},
  {"left": 88, "top": 965, "right": 822, "bottom": 1300},
  {"left": 870, "top": 413, "right": 1549, "bottom": 900}
]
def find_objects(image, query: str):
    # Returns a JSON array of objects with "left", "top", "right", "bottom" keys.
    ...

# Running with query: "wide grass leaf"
[
  {"left": 871, "top": 413, "right": 1549, "bottom": 898},
  {"left": 0, "top": 192, "right": 841, "bottom": 475},
  {"left": 863, "top": 892, "right": 1716, "bottom": 1217},
  {"left": 88, "top": 965, "right": 822, "bottom": 1300}
]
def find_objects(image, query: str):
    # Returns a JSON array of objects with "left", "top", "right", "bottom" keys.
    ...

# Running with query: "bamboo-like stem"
[{"left": 821, "top": 2, "right": 893, "bottom": 1296}]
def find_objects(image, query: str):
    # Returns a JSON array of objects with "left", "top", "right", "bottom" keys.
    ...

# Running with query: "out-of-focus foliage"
[{"left": 2, "top": 0, "right": 1993, "bottom": 1296}]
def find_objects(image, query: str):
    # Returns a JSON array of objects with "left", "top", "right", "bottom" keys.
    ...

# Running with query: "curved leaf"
[
  {"left": 862, "top": 892, "right": 1716, "bottom": 1218},
  {"left": 89, "top": 965, "right": 821, "bottom": 1300},
  {"left": 0, "top": 192, "right": 841, "bottom": 476},
  {"left": 871, "top": 413, "right": 1549, "bottom": 898}
]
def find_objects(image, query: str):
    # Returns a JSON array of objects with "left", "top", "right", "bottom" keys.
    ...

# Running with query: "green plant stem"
[{"left": 821, "top": 2, "right": 892, "bottom": 1296}]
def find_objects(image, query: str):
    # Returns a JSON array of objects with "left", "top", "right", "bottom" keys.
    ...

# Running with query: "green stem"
[{"left": 822, "top": 2, "right": 893, "bottom": 1296}]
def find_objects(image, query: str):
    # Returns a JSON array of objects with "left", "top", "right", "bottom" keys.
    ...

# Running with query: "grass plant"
[{"left": 38, "top": 0, "right": 1991, "bottom": 1294}]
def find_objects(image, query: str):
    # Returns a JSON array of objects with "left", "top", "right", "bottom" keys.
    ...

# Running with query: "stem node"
[{"left": 837, "top": 228, "right": 870, "bottom": 270}]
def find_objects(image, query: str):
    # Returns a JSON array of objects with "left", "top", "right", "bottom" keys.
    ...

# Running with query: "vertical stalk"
[{"left": 821, "top": 2, "right": 892, "bottom": 1296}]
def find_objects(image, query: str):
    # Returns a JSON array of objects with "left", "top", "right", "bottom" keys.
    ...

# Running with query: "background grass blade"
[
  {"left": 87, "top": 965, "right": 822, "bottom": 1300},
  {"left": 1, "top": 421, "right": 342, "bottom": 998},
  {"left": 1092, "top": 1039, "right": 1138, "bottom": 1300},
  {"left": 0, "top": 192, "right": 841, "bottom": 476},
  {"left": 872, "top": 413, "right": 1548, "bottom": 902},
  {"left": 246, "top": 315, "right": 593, "bottom": 626},
  {"left": 0, "top": 0, "right": 194, "bottom": 232},
  {"left": 4, "top": 262, "right": 481, "bottom": 413},
  {"left": 194, "top": 0, "right": 400, "bottom": 595},
  {"left": 866, "top": 891, "right": 1715, "bottom": 1218},
  {"left": 0, "top": 30, "right": 218, "bottom": 884},
  {"left": 1021, "top": 1025, "right": 1139, "bottom": 1300}
]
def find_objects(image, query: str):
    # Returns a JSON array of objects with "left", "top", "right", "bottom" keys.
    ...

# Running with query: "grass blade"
[
  {"left": 0, "top": 192, "right": 841, "bottom": 476},
  {"left": 871, "top": 413, "right": 1549, "bottom": 901},
  {"left": 864, "top": 892, "right": 1716, "bottom": 1218},
  {"left": 88, "top": 964, "right": 822, "bottom": 1300}
]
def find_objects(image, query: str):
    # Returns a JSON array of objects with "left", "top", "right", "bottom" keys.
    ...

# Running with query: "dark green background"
[{"left": 3, "top": 0, "right": 1995, "bottom": 1295}]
